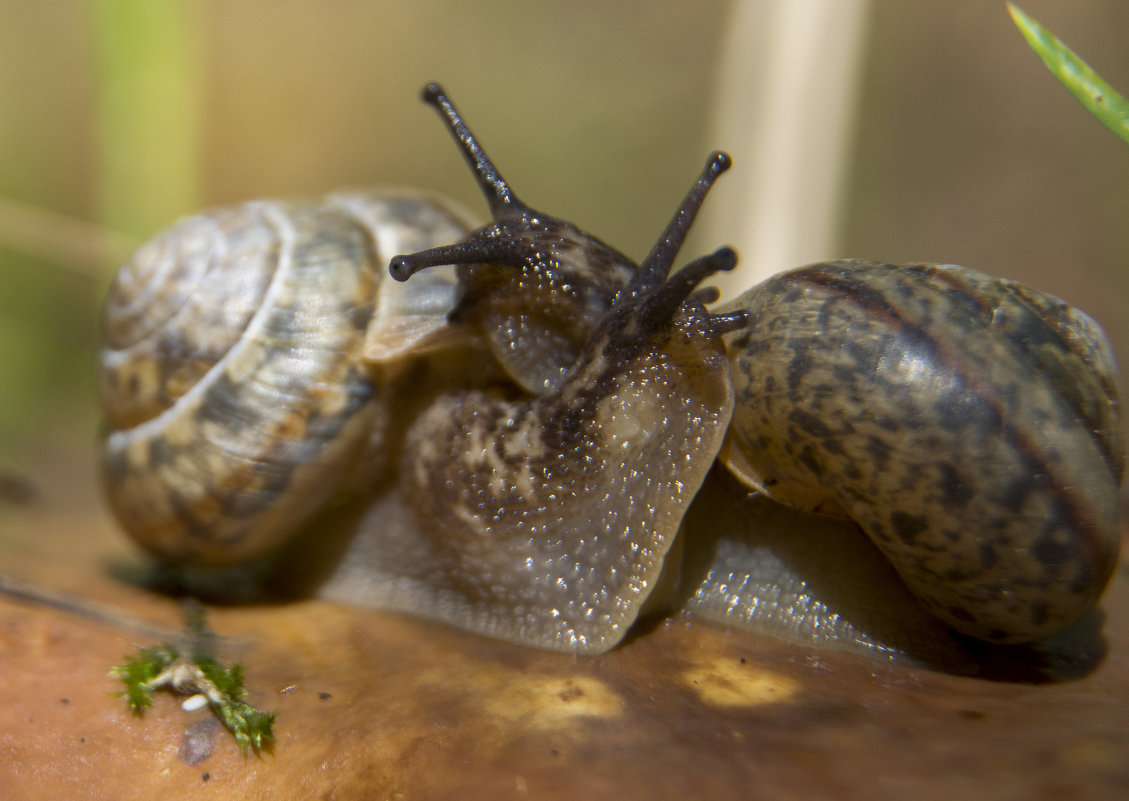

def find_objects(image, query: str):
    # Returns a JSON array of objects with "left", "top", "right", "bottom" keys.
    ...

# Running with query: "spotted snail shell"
[
  {"left": 720, "top": 261, "right": 1123, "bottom": 644},
  {"left": 98, "top": 83, "right": 1124, "bottom": 669}
]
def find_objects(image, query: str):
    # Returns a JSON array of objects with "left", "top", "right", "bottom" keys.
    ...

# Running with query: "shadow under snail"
[{"left": 98, "top": 83, "right": 1124, "bottom": 672}]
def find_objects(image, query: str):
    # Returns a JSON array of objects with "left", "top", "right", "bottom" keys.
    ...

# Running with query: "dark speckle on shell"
[{"left": 723, "top": 260, "right": 1122, "bottom": 643}]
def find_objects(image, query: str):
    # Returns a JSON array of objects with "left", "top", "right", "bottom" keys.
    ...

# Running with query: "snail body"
[
  {"left": 98, "top": 84, "right": 1123, "bottom": 666},
  {"left": 327, "top": 242, "right": 741, "bottom": 653}
]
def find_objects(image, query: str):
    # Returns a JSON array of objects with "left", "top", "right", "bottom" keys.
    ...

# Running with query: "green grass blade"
[
  {"left": 1008, "top": 3, "right": 1129, "bottom": 148},
  {"left": 93, "top": 0, "right": 204, "bottom": 244}
]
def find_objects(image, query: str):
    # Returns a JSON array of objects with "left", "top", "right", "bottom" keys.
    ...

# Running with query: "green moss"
[{"left": 110, "top": 609, "right": 275, "bottom": 755}]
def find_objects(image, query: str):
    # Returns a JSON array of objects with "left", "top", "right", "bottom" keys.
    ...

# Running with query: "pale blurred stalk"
[
  {"left": 93, "top": 0, "right": 204, "bottom": 252},
  {"left": 0, "top": 195, "right": 137, "bottom": 278},
  {"left": 705, "top": 0, "right": 870, "bottom": 298}
]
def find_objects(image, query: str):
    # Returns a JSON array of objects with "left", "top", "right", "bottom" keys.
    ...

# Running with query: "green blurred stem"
[
  {"left": 93, "top": 0, "right": 204, "bottom": 248},
  {"left": 1008, "top": 3, "right": 1129, "bottom": 148}
]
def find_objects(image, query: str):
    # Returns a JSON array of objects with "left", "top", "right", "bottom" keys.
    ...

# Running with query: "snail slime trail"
[{"left": 98, "top": 82, "right": 1123, "bottom": 673}]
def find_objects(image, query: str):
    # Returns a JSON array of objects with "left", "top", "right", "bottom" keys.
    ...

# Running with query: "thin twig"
[
  {"left": 0, "top": 571, "right": 186, "bottom": 642},
  {"left": 0, "top": 195, "right": 138, "bottom": 279}
]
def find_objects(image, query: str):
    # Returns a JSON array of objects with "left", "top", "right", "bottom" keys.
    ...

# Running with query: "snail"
[{"left": 98, "top": 83, "right": 1123, "bottom": 669}]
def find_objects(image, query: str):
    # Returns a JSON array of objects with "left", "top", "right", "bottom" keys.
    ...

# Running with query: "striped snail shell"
[
  {"left": 719, "top": 261, "right": 1123, "bottom": 643},
  {"left": 99, "top": 190, "right": 476, "bottom": 566}
]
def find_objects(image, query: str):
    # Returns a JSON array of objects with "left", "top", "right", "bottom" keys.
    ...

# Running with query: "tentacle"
[
  {"left": 625, "top": 152, "right": 732, "bottom": 299},
  {"left": 420, "top": 83, "right": 526, "bottom": 218}
]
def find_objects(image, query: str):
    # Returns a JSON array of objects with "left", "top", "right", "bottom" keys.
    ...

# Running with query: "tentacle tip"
[
  {"left": 710, "top": 151, "right": 733, "bottom": 175},
  {"left": 713, "top": 246, "right": 738, "bottom": 272},
  {"left": 421, "top": 82, "right": 445, "bottom": 105},
  {"left": 388, "top": 255, "right": 416, "bottom": 282},
  {"left": 694, "top": 286, "right": 721, "bottom": 305}
]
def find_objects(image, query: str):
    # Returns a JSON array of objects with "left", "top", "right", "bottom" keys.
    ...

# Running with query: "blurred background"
[{"left": 1, "top": 1, "right": 1127, "bottom": 501}]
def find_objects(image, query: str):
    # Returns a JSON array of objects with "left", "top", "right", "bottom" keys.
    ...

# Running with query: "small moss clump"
[{"left": 111, "top": 605, "right": 275, "bottom": 755}]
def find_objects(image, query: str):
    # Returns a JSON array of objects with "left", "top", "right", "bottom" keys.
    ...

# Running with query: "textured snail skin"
[
  {"left": 442, "top": 221, "right": 639, "bottom": 396},
  {"left": 324, "top": 256, "right": 738, "bottom": 654},
  {"left": 677, "top": 466, "right": 984, "bottom": 672},
  {"left": 720, "top": 260, "right": 1123, "bottom": 643},
  {"left": 99, "top": 191, "right": 475, "bottom": 566}
]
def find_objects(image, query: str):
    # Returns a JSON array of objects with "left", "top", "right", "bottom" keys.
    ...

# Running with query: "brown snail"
[{"left": 98, "top": 83, "right": 1123, "bottom": 668}]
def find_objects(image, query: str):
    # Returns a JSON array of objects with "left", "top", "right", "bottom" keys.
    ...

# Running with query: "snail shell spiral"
[{"left": 99, "top": 191, "right": 473, "bottom": 566}]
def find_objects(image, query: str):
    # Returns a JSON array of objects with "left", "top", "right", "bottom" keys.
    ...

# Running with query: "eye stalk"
[
  {"left": 389, "top": 84, "right": 736, "bottom": 300},
  {"left": 626, "top": 152, "right": 732, "bottom": 302},
  {"left": 633, "top": 247, "right": 746, "bottom": 339},
  {"left": 389, "top": 82, "right": 548, "bottom": 283},
  {"left": 419, "top": 82, "right": 523, "bottom": 217},
  {"left": 389, "top": 83, "right": 743, "bottom": 397}
]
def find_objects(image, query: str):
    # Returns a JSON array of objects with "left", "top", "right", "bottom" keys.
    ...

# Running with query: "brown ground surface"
[{"left": 1, "top": 455, "right": 1127, "bottom": 801}]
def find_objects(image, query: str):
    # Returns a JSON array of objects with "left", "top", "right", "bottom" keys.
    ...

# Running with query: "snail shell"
[
  {"left": 99, "top": 190, "right": 476, "bottom": 566},
  {"left": 720, "top": 260, "right": 1123, "bottom": 643},
  {"left": 98, "top": 83, "right": 1123, "bottom": 667}
]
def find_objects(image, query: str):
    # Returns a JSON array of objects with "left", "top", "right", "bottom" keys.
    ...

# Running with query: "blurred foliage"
[
  {"left": 0, "top": 1, "right": 730, "bottom": 469},
  {"left": 94, "top": 0, "right": 204, "bottom": 237}
]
